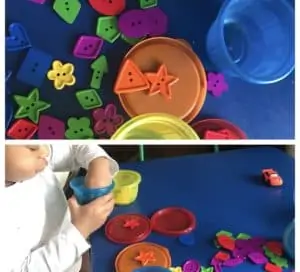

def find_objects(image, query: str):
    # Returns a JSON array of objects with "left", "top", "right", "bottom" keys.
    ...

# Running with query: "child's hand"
[
  {"left": 85, "top": 157, "right": 112, "bottom": 188},
  {"left": 68, "top": 193, "right": 114, "bottom": 238}
]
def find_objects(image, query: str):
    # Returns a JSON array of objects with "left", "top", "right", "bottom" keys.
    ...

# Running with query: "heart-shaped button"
[
  {"left": 6, "top": 23, "right": 31, "bottom": 51},
  {"left": 217, "top": 235, "right": 235, "bottom": 251}
]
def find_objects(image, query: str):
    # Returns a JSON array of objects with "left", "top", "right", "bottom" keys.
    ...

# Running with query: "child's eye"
[{"left": 26, "top": 145, "right": 40, "bottom": 151}]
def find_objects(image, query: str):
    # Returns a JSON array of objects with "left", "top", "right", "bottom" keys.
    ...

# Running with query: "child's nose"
[{"left": 38, "top": 145, "right": 50, "bottom": 159}]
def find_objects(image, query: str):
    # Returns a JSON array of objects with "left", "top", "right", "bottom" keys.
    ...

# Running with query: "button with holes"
[
  {"left": 65, "top": 117, "right": 94, "bottom": 139},
  {"left": 118, "top": 9, "right": 152, "bottom": 38},
  {"left": 89, "top": 0, "right": 125, "bottom": 16},
  {"left": 53, "top": 0, "right": 81, "bottom": 24},
  {"left": 139, "top": 0, "right": 158, "bottom": 9},
  {"left": 76, "top": 89, "right": 103, "bottom": 110},
  {"left": 96, "top": 16, "right": 120, "bottom": 43},
  {"left": 16, "top": 48, "right": 53, "bottom": 87},
  {"left": 7, "top": 119, "right": 38, "bottom": 139},
  {"left": 38, "top": 115, "right": 65, "bottom": 139},
  {"left": 90, "top": 55, "right": 108, "bottom": 89},
  {"left": 13, "top": 88, "right": 51, "bottom": 123},
  {"left": 73, "top": 35, "right": 104, "bottom": 59},
  {"left": 6, "top": 23, "right": 31, "bottom": 52},
  {"left": 144, "top": 7, "right": 168, "bottom": 37}
]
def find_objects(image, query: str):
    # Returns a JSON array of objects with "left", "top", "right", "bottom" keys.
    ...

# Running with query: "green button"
[
  {"left": 264, "top": 247, "right": 276, "bottom": 259},
  {"left": 14, "top": 88, "right": 51, "bottom": 124},
  {"left": 96, "top": 16, "right": 120, "bottom": 43},
  {"left": 201, "top": 267, "right": 213, "bottom": 272},
  {"left": 236, "top": 233, "right": 251, "bottom": 240},
  {"left": 90, "top": 55, "right": 108, "bottom": 89},
  {"left": 65, "top": 117, "right": 94, "bottom": 139},
  {"left": 216, "top": 230, "right": 233, "bottom": 237},
  {"left": 76, "top": 89, "right": 103, "bottom": 110},
  {"left": 270, "top": 256, "right": 288, "bottom": 268},
  {"left": 53, "top": 0, "right": 81, "bottom": 24},
  {"left": 121, "top": 34, "right": 144, "bottom": 45},
  {"left": 139, "top": 0, "right": 158, "bottom": 9}
]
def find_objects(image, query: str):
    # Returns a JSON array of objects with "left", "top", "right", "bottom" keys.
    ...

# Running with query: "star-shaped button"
[
  {"left": 123, "top": 218, "right": 140, "bottom": 229},
  {"left": 13, "top": 88, "right": 51, "bottom": 124},
  {"left": 134, "top": 251, "right": 156, "bottom": 266},
  {"left": 144, "top": 64, "right": 179, "bottom": 100}
]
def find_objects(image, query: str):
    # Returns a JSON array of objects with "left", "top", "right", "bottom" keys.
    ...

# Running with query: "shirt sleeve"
[
  {"left": 2, "top": 223, "right": 90, "bottom": 272},
  {"left": 48, "top": 144, "right": 119, "bottom": 176}
]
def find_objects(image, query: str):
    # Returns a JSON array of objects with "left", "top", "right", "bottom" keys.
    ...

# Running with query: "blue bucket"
[
  {"left": 283, "top": 220, "right": 294, "bottom": 260},
  {"left": 133, "top": 267, "right": 171, "bottom": 272},
  {"left": 206, "top": 0, "right": 294, "bottom": 84},
  {"left": 70, "top": 176, "right": 114, "bottom": 205}
]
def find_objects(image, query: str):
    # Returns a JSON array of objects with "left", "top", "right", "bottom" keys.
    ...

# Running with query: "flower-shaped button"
[
  {"left": 169, "top": 267, "right": 182, "bottom": 272},
  {"left": 65, "top": 117, "right": 94, "bottom": 139},
  {"left": 92, "top": 104, "right": 124, "bottom": 136},
  {"left": 207, "top": 72, "right": 228, "bottom": 97},
  {"left": 47, "top": 60, "right": 76, "bottom": 90}
]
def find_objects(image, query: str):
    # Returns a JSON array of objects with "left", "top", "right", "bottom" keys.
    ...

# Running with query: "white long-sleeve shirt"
[{"left": 0, "top": 145, "right": 119, "bottom": 272}]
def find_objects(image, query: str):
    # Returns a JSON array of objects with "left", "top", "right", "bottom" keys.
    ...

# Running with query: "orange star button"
[
  {"left": 135, "top": 251, "right": 156, "bottom": 266},
  {"left": 123, "top": 218, "right": 140, "bottom": 229},
  {"left": 144, "top": 64, "right": 179, "bottom": 100}
]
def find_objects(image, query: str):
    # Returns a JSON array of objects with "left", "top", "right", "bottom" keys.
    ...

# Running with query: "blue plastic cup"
[
  {"left": 206, "top": 0, "right": 294, "bottom": 84},
  {"left": 70, "top": 176, "right": 115, "bottom": 205}
]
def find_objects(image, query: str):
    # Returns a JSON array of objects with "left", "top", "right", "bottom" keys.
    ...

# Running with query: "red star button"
[
  {"left": 123, "top": 218, "right": 140, "bottom": 229},
  {"left": 144, "top": 64, "right": 179, "bottom": 100}
]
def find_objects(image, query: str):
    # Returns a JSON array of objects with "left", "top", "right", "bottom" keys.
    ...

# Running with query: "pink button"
[
  {"left": 29, "top": 0, "right": 46, "bottom": 4},
  {"left": 38, "top": 115, "right": 65, "bottom": 139}
]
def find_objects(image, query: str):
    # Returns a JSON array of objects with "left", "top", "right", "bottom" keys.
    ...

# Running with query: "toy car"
[{"left": 262, "top": 169, "right": 283, "bottom": 187}]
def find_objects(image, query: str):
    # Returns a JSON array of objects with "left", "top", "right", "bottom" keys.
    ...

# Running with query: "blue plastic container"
[
  {"left": 70, "top": 176, "right": 115, "bottom": 205},
  {"left": 206, "top": 0, "right": 294, "bottom": 84},
  {"left": 283, "top": 220, "right": 294, "bottom": 260},
  {"left": 133, "top": 267, "right": 171, "bottom": 272}
]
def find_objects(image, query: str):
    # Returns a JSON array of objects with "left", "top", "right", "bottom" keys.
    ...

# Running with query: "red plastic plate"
[
  {"left": 191, "top": 119, "right": 247, "bottom": 139},
  {"left": 150, "top": 207, "right": 196, "bottom": 236},
  {"left": 105, "top": 213, "right": 151, "bottom": 244}
]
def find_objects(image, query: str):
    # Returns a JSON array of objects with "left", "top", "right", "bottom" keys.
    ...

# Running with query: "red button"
[
  {"left": 88, "top": 0, "right": 125, "bottom": 15},
  {"left": 7, "top": 119, "right": 38, "bottom": 139},
  {"left": 150, "top": 207, "right": 196, "bottom": 236},
  {"left": 105, "top": 214, "right": 151, "bottom": 244}
]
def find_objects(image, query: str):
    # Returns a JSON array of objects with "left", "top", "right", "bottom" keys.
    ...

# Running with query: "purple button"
[
  {"left": 73, "top": 35, "right": 103, "bottom": 59},
  {"left": 38, "top": 115, "right": 65, "bottom": 139},
  {"left": 144, "top": 7, "right": 168, "bottom": 37},
  {"left": 182, "top": 259, "right": 200, "bottom": 272},
  {"left": 247, "top": 252, "right": 268, "bottom": 264},
  {"left": 29, "top": 0, "right": 46, "bottom": 4},
  {"left": 118, "top": 9, "right": 151, "bottom": 38}
]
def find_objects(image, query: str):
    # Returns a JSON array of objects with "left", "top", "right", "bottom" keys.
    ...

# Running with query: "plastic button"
[
  {"left": 76, "top": 89, "right": 103, "bottom": 110},
  {"left": 53, "top": 0, "right": 81, "bottom": 24},
  {"left": 73, "top": 35, "right": 103, "bottom": 59},
  {"left": 38, "top": 115, "right": 65, "bottom": 139},
  {"left": 96, "top": 16, "right": 120, "bottom": 43},
  {"left": 65, "top": 117, "right": 94, "bottom": 139},
  {"left": 88, "top": 0, "right": 125, "bottom": 16},
  {"left": 90, "top": 55, "right": 108, "bottom": 89},
  {"left": 7, "top": 119, "right": 38, "bottom": 139},
  {"left": 13, "top": 88, "right": 51, "bottom": 123}
]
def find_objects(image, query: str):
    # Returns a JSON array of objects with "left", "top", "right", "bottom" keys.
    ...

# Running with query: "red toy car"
[{"left": 262, "top": 169, "right": 283, "bottom": 187}]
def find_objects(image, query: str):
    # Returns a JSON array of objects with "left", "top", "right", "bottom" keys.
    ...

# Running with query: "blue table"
[
  {"left": 6, "top": 0, "right": 295, "bottom": 139},
  {"left": 90, "top": 147, "right": 295, "bottom": 271}
]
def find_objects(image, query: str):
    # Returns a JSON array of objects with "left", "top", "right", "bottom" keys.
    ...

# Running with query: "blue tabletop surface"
[
  {"left": 6, "top": 0, "right": 295, "bottom": 139},
  {"left": 90, "top": 147, "right": 295, "bottom": 271}
]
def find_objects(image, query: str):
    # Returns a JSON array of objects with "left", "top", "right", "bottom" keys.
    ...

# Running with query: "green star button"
[
  {"left": 65, "top": 117, "right": 94, "bottom": 139},
  {"left": 53, "top": 0, "right": 81, "bottom": 24},
  {"left": 90, "top": 55, "right": 108, "bottom": 89},
  {"left": 96, "top": 16, "right": 120, "bottom": 43},
  {"left": 139, "top": 0, "right": 158, "bottom": 9},
  {"left": 13, "top": 88, "right": 51, "bottom": 123},
  {"left": 76, "top": 89, "right": 103, "bottom": 110}
]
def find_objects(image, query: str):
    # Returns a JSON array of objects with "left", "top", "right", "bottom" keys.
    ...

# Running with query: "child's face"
[{"left": 5, "top": 145, "right": 49, "bottom": 182}]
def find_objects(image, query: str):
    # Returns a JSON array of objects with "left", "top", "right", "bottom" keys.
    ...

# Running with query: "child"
[{"left": 1, "top": 144, "right": 119, "bottom": 272}]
